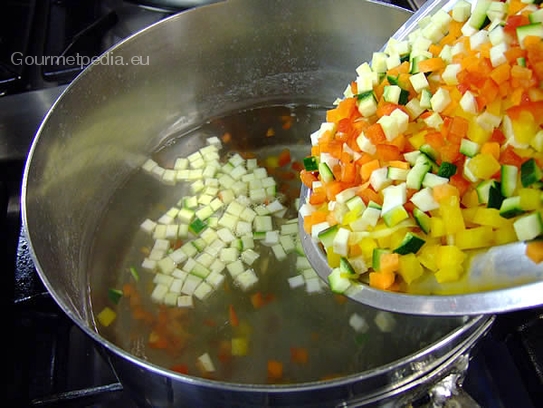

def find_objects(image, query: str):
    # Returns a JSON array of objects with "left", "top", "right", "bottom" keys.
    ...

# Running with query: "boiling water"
[{"left": 89, "top": 104, "right": 465, "bottom": 385}]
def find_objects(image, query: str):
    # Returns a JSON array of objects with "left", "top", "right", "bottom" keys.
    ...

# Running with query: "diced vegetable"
[{"left": 299, "top": 0, "right": 543, "bottom": 294}]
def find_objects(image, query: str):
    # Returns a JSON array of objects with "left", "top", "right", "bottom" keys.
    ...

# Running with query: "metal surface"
[
  {"left": 21, "top": 0, "right": 492, "bottom": 406},
  {"left": 299, "top": 0, "right": 543, "bottom": 317}
]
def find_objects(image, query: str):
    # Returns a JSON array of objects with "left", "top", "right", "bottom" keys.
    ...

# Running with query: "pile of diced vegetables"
[
  {"left": 299, "top": 0, "right": 543, "bottom": 294},
  {"left": 97, "top": 135, "right": 403, "bottom": 379}
]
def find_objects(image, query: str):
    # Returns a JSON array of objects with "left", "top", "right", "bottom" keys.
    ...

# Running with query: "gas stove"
[{"left": 2, "top": 1, "right": 543, "bottom": 407}]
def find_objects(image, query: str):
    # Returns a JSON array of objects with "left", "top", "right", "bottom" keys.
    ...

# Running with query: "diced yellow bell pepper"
[
  {"left": 398, "top": 253, "right": 424, "bottom": 284},
  {"left": 511, "top": 111, "right": 539, "bottom": 145},
  {"left": 359, "top": 238, "right": 378, "bottom": 264},
  {"left": 461, "top": 207, "right": 479, "bottom": 226},
  {"left": 461, "top": 189, "right": 480, "bottom": 208},
  {"left": 326, "top": 246, "right": 341, "bottom": 268},
  {"left": 467, "top": 119, "right": 491, "bottom": 144},
  {"left": 467, "top": 153, "right": 501, "bottom": 179},
  {"left": 519, "top": 188, "right": 541, "bottom": 211},
  {"left": 436, "top": 245, "right": 467, "bottom": 269},
  {"left": 97, "top": 306, "right": 117, "bottom": 327},
  {"left": 494, "top": 223, "right": 518, "bottom": 245},
  {"left": 435, "top": 265, "right": 464, "bottom": 283},
  {"left": 417, "top": 244, "right": 440, "bottom": 272},
  {"left": 439, "top": 195, "right": 465, "bottom": 234},
  {"left": 430, "top": 216, "right": 446, "bottom": 238},
  {"left": 408, "top": 130, "right": 427, "bottom": 150},
  {"left": 455, "top": 225, "right": 494, "bottom": 250},
  {"left": 231, "top": 337, "right": 249, "bottom": 356},
  {"left": 390, "top": 228, "right": 409, "bottom": 250},
  {"left": 472, "top": 208, "right": 511, "bottom": 228}
]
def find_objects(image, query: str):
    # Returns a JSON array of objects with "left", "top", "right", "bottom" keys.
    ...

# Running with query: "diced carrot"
[
  {"left": 369, "top": 270, "right": 396, "bottom": 290},
  {"left": 308, "top": 189, "right": 327, "bottom": 205},
  {"left": 388, "top": 160, "right": 410, "bottom": 169},
  {"left": 375, "top": 143, "right": 401, "bottom": 162},
  {"left": 364, "top": 123, "right": 387, "bottom": 144},
  {"left": 500, "top": 145, "right": 524, "bottom": 167},
  {"left": 170, "top": 364, "right": 189, "bottom": 375},
  {"left": 449, "top": 173, "right": 470, "bottom": 197},
  {"left": 341, "top": 161, "right": 358, "bottom": 184},
  {"left": 357, "top": 185, "right": 382, "bottom": 206},
  {"left": 277, "top": 148, "right": 291, "bottom": 167},
  {"left": 267, "top": 360, "right": 283, "bottom": 380},
  {"left": 379, "top": 253, "right": 400, "bottom": 274},
  {"left": 229, "top": 304, "right": 239, "bottom": 327},
  {"left": 432, "top": 183, "right": 460, "bottom": 203},
  {"left": 325, "top": 180, "right": 345, "bottom": 201},
  {"left": 480, "top": 142, "right": 500, "bottom": 160},
  {"left": 417, "top": 57, "right": 446, "bottom": 73},
  {"left": 490, "top": 63, "right": 511, "bottom": 85},
  {"left": 290, "top": 347, "right": 309, "bottom": 364},
  {"left": 326, "top": 97, "right": 357, "bottom": 123},
  {"left": 526, "top": 241, "right": 543, "bottom": 264}
]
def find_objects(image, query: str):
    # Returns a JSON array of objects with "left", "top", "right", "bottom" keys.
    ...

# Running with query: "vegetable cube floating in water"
[{"left": 299, "top": 0, "right": 543, "bottom": 295}]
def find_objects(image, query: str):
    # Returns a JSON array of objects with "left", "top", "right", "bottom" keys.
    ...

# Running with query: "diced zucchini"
[
  {"left": 339, "top": 257, "right": 356, "bottom": 275},
  {"left": 372, "top": 248, "right": 391, "bottom": 271},
  {"left": 393, "top": 232, "right": 426, "bottom": 255},
  {"left": 406, "top": 160, "right": 431, "bottom": 190},
  {"left": 318, "top": 162, "right": 335, "bottom": 183},
  {"left": 413, "top": 207, "right": 431, "bottom": 234},
  {"left": 303, "top": 156, "right": 319, "bottom": 171},
  {"left": 318, "top": 224, "right": 339, "bottom": 248},
  {"left": 513, "top": 212, "right": 543, "bottom": 241},
  {"left": 499, "top": 196, "right": 525, "bottom": 219},
  {"left": 437, "top": 162, "right": 457, "bottom": 178},
  {"left": 517, "top": 23, "right": 543, "bottom": 49},
  {"left": 328, "top": 267, "right": 352, "bottom": 294},
  {"left": 459, "top": 139, "right": 481, "bottom": 157},
  {"left": 521, "top": 158, "right": 542, "bottom": 187},
  {"left": 469, "top": 0, "right": 492, "bottom": 30},
  {"left": 501, "top": 164, "right": 518, "bottom": 197}
]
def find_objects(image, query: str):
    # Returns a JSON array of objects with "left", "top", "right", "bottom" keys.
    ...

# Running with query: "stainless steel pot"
[{"left": 22, "top": 0, "right": 493, "bottom": 406}]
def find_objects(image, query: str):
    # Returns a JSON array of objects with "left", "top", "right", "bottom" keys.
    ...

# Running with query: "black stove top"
[{"left": 3, "top": 1, "right": 543, "bottom": 407}]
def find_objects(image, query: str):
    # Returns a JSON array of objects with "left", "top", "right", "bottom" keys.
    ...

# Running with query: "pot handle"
[{"left": 338, "top": 353, "right": 481, "bottom": 408}]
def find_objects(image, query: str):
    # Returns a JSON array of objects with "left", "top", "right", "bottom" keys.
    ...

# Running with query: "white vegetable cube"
[
  {"left": 226, "top": 259, "right": 245, "bottom": 278},
  {"left": 153, "top": 273, "right": 174, "bottom": 286},
  {"left": 421, "top": 22, "right": 445, "bottom": 44},
  {"left": 152, "top": 224, "right": 167, "bottom": 240},
  {"left": 193, "top": 282, "right": 213, "bottom": 301},
  {"left": 141, "top": 258, "right": 157, "bottom": 271},
  {"left": 305, "top": 277, "right": 324, "bottom": 294},
  {"left": 405, "top": 98, "right": 425, "bottom": 120},
  {"left": 385, "top": 54, "right": 402, "bottom": 70},
  {"left": 349, "top": 313, "right": 369, "bottom": 333},
  {"left": 356, "top": 72, "right": 374, "bottom": 93},
  {"left": 439, "top": 45, "right": 452, "bottom": 64},
  {"left": 423, "top": 112, "right": 444, "bottom": 130},
  {"left": 150, "top": 283, "right": 169, "bottom": 303},
  {"left": 170, "top": 278, "right": 185, "bottom": 295},
  {"left": 250, "top": 188, "right": 267, "bottom": 202},
  {"left": 220, "top": 247, "right": 239, "bottom": 263},
  {"left": 272, "top": 244, "right": 288, "bottom": 261},
  {"left": 369, "top": 167, "right": 392, "bottom": 191},
  {"left": 441, "top": 63, "right": 461, "bottom": 85},
  {"left": 280, "top": 222, "right": 299, "bottom": 236},
  {"left": 470, "top": 30, "right": 489, "bottom": 51},
  {"left": 490, "top": 42, "right": 508, "bottom": 67},
  {"left": 218, "top": 213, "right": 238, "bottom": 231},
  {"left": 197, "top": 353, "right": 215, "bottom": 373},
  {"left": 206, "top": 271, "right": 225, "bottom": 289},
  {"left": 489, "top": 25, "right": 506, "bottom": 46},
  {"left": 476, "top": 111, "right": 502, "bottom": 132},
  {"left": 381, "top": 183, "right": 407, "bottom": 215},
  {"left": 142, "top": 158, "right": 158, "bottom": 173},
  {"left": 371, "top": 51, "right": 388, "bottom": 73},
  {"left": 161, "top": 169, "right": 177, "bottom": 185},
  {"left": 430, "top": 87, "right": 451, "bottom": 113},
  {"left": 149, "top": 248, "right": 166, "bottom": 261},
  {"left": 377, "top": 115, "right": 400, "bottom": 141},
  {"left": 241, "top": 248, "right": 260, "bottom": 265},
  {"left": 431, "top": 9, "right": 452, "bottom": 32},
  {"left": 181, "top": 275, "right": 203, "bottom": 295},
  {"left": 288, "top": 275, "right": 305, "bottom": 289},
  {"left": 461, "top": 19, "right": 478, "bottom": 37},
  {"left": 390, "top": 109, "right": 409, "bottom": 134},
  {"left": 332, "top": 227, "right": 350, "bottom": 257},
  {"left": 411, "top": 36, "right": 432, "bottom": 52},
  {"left": 356, "top": 132, "right": 377, "bottom": 155},
  {"left": 357, "top": 94, "right": 378, "bottom": 117},
  {"left": 157, "top": 256, "right": 177, "bottom": 275},
  {"left": 452, "top": 0, "right": 471, "bottom": 22},
  {"left": 374, "top": 311, "right": 396, "bottom": 333},
  {"left": 410, "top": 187, "right": 439, "bottom": 212},
  {"left": 254, "top": 215, "right": 273, "bottom": 232},
  {"left": 164, "top": 292, "right": 178, "bottom": 307},
  {"left": 209, "top": 258, "right": 226, "bottom": 274},
  {"left": 296, "top": 256, "right": 312, "bottom": 271},
  {"left": 460, "top": 90, "right": 478, "bottom": 115},
  {"left": 140, "top": 218, "right": 157, "bottom": 234},
  {"left": 409, "top": 72, "right": 430, "bottom": 93},
  {"left": 177, "top": 295, "right": 194, "bottom": 308},
  {"left": 235, "top": 269, "right": 259, "bottom": 291},
  {"left": 153, "top": 238, "right": 169, "bottom": 251},
  {"left": 236, "top": 220, "right": 253, "bottom": 236},
  {"left": 151, "top": 165, "right": 165, "bottom": 180}
]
